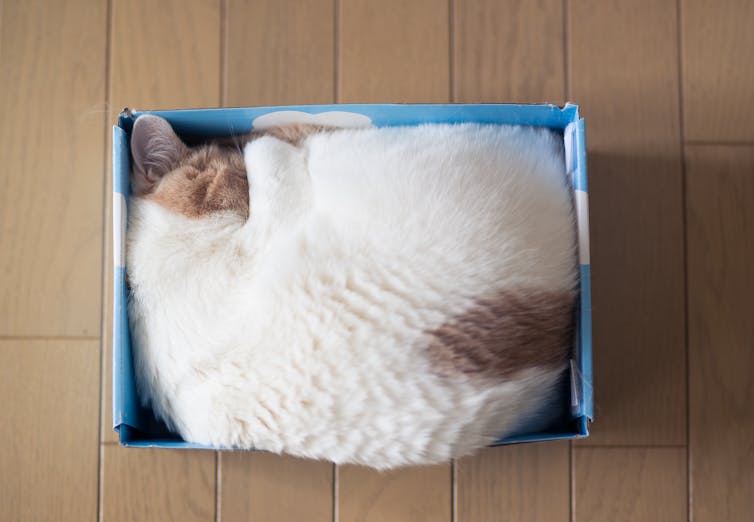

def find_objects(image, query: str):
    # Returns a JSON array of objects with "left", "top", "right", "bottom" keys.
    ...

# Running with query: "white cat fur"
[{"left": 127, "top": 123, "right": 576, "bottom": 468}]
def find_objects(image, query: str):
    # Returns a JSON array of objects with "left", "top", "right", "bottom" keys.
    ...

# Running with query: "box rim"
[{"left": 112, "top": 102, "right": 593, "bottom": 449}]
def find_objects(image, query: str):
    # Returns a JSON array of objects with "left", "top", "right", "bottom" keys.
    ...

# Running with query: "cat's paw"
[
  {"left": 244, "top": 135, "right": 300, "bottom": 186},
  {"left": 242, "top": 136, "right": 310, "bottom": 228}
]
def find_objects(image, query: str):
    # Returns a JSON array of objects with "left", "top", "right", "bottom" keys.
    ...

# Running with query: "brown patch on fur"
[
  {"left": 146, "top": 144, "right": 250, "bottom": 219},
  {"left": 135, "top": 122, "right": 334, "bottom": 218},
  {"left": 426, "top": 289, "right": 575, "bottom": 379}
]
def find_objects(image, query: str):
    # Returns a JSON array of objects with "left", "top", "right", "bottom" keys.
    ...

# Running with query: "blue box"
[{"left": 113, "top": 103, "right": 592, "bottom": 449}]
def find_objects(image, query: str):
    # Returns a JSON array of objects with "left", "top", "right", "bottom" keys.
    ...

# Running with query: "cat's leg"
[{"left": 242, "top": 135, "right": 312, "bottom": 239}]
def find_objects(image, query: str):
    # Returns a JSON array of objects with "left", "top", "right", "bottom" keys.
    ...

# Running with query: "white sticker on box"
[
  {"left": 575, "top": 190, "right": 590, "bottom": 265},
  {"left": 113, "top": 193, "right": 126, "bottom": 268},
  {"left": 252, "top": 110, "right": 373, "bottom": 129},
  {"left": 564, "top": 122, "right": 575, "bottom": 180}
]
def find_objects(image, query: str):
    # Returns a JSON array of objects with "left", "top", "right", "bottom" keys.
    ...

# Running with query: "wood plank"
[
  {"left": 339, "top": 464, "right": 451, "bottom": 522},
  {"left": 220, "top": 453, "right": 333, "bottom": 522},
  {"left": 102, "top": 0, "right": 222, "bottom": 444},
  {"left": 111, "top": 0, "right": 221, "bottom": 110},
  {"left": 102, "top": 447, "right": 216, "bottom": 522},
  {"left": 456, "top": 442, "right": 570, "bottom": 522},
  {"left": 682, "top": 0, "right": 754, "bottom": 141},
  {"left": 574, "top": 447, "right": 686, "bottom": 521},
  {"left": 686, "top": 145, "right": 754, "bottom": 522},
  {"left": 0, "top": 0, "right": 106, "bottom": 336},
  {"left": 104, "top": 0, "right": 221, "bottom": 497},
  {"left": 454, "top": 0, "right": 565, "bottom": 103},
  {"left": 0, "top": 340, "right": 99, "bottom": 522},
  {"left": 220, "top": 2, "right": 338, "bottom": 520},
  {"left": 336, "top": 5, "right": 452, "bottom": 518},
  {"left": 339, "top": 0, "right": 450, "bottom": 102},
  {"left": 0, "top": 0, "right": 3, "bottom": 56},
  {"left": 453, "top": 4, "right": 571, "bottom": 518},
  {"left": 225, "top": 0, "right": 334, "bottom": 106},
  {"left": 570, "top": 0, "right": 686, "bottom": 445}
]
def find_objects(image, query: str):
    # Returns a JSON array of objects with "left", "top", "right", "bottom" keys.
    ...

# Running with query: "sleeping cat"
[{"left": 126, "top": 114, "right": 576, "bottom": 468}]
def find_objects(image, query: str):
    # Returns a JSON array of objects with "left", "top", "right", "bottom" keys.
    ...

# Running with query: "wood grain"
[
  {"left": 339, "top": 0, "right": 450, "bottom": 103},
  {"left": 574, "top": 447, "right": 687, "bottom": 521},
  {"left": 453, "top": 3, "right": 571, "bottom": 518},
  {"left": 336, "top": 4, "right": 453, "bottom": 517},
  {"left": 456, "top": 442, "right": 570, "bottom": 522},
  {"left": 220, "top": 2, "right": 339, "bottom": 519},
  {"left": 225, "top": 0, "right": 334, "bottom": 106},
  {"left": 570, "top": 0, "right": 686, "bottom": 445},
  {"left": 682, "top": 0, "right": 754, "bottom": 142},
  {"left": 102, "top": 447, "right": 216, "bottom": 522},
  {"left": 6, "top": 0, "right": 754, "bottom": 520},
  {"left": 0, "top": 0, "right": 3, "bottom": 57},
  {"left": 339, "top": 464, "right": 451, "bottom": 522},
  {"left": 0, "top": 0, "right": 106, "bottom": 336},
  {"left": 0, "top": 340, "right": 99, "bottom": 522},
  {"left": 110, "top": 0, "right": 221, "bottom": 110},
  {"left": 686, "top": 145, "right": 754, "bottom": 522},
  {"left": 454, "top": 0, "right": 565, "bottom": 103},
  {"left": 102, "top": 0, "right": 222, "bottom": 443},
  {"left": 220, "top": 452, "right": 333, "bottom": 522}
]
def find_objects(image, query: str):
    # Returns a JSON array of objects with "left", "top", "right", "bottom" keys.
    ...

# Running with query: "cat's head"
[{"left": 130, "top": 115, "right": 249, "bottom": 219}]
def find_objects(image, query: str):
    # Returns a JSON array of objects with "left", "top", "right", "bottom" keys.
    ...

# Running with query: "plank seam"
[
  {"left": 449, "top": 0, "right": 455, "bottom": 102},
  {"left": 334, "top": 0, "right": 340, "bottom": 103},
  {"left": 451, "top": 459, "right": 457, "bottom": 522},
  {"left": 220, "top": 0, "right": 227, "bottom": 106},
  {"left": 98, "top": 0, "right": 114, "bottom": 518},
  {"left": 0, "top": 336, "right": 101, "bottom": 341},
  {"left": 215, "top": 452, "right": 221, "bottom": 522},
  {"left": 333, "top": 463, "right": 339, "bottom": 522},
  {"left": 676, "top": 0, "right": 692, "bottom": 520},
  {"left": 686, "top": 140, "right": 754, "bottom": 147},
  {"left": 564, "top": 0, "right": 570, "bottom": 103}
]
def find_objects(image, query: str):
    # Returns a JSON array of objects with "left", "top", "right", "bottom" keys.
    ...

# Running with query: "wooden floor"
[{"left": 1, "top": 0, "right": 752, "bottom": 520}]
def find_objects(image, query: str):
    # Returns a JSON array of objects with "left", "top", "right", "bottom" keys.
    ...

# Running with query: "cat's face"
[{"left": 130, "top": 115, "right": 249, "bottom": 219}]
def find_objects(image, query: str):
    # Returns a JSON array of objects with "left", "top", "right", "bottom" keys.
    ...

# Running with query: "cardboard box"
[{"left": 113, "top": 103, "right": 593, "bottom": 448}]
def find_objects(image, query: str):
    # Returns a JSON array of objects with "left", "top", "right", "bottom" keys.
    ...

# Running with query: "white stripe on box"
[
  {"left": 252, "top": 111, "right": 373, "bottom": 129},
  {"left": 113, "top": 193, "right": 126, "bottom": 268},
  {"left": 575, "top": 190, "right": 590, "bottom": 265},
  {"left": 564, "top": 122, "right": 575, "bottom": 183}
]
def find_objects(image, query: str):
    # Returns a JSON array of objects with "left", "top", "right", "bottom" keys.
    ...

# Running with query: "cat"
[{"left": 126, "top": 114, "right": 577, "bottom": 469}]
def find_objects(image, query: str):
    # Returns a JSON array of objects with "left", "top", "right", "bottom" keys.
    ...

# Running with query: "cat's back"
[
  {"left": 300, "top": 123, "right": 574, "bottom": 294},
  {"left": 227, "top": 124, "right": 577, "bottom": 465},
  {"left": 305, "top": 124, "right": 566, "bottom": 216}
]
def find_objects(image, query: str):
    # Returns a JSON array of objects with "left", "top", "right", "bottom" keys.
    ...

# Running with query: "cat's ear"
[{"left": 130, "top": 115, "right": 189, "bottom": 194}]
